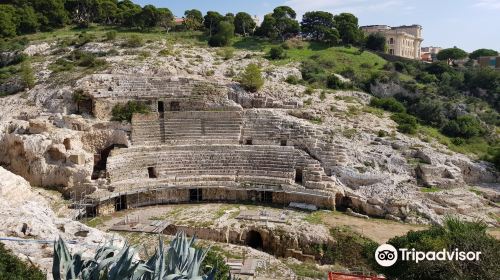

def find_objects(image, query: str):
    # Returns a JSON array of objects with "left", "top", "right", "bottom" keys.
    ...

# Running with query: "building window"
[
  {"left": 389, "top": 38, "right": 394, "bottom": 44},
  {"left": 389, "top": 49, "right": 394, "bottom": 55}
]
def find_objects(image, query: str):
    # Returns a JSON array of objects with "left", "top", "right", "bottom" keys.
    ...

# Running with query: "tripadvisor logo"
[{"left": 375, "top": 244, "right": 482, "bottom": 267}]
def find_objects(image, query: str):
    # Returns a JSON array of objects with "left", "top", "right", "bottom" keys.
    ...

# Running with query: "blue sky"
[{"left": 136, "top": 0, "right": 500, "bottom": 51}]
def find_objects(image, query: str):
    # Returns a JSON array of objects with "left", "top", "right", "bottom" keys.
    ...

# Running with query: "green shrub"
[
  {"left": 0, "top": 243, "right": 45, "bottom": 280},
  {"left": 75, "top": 32, "right": 96, "bottom": 46},
  {"left": 20, "top": 60, "right": 35, "bottom": 89},
  {"left": 370, "top": 97, "right": 406, "bottom": 113},
  {"left": 239, "top": 63, "right": 264, "bottom": 92},
  {"left": 392, "top": 112, "right": 418, "bottom": 134},
  {"left": 112, "top": 101, "right": 150, "bottom": 122},
  {"left": 326, "top": 74, "right": 346, "bottom": 89},
  {"left": 268, "top": 46, "right": 286, "bottom": 60},
  {"left": 105, "top": 30, "right": 117, "bottom": 41},
  {"left": 285, "top": 75, "right": 301, "bottom": 85},
  {"left": 442, "top": 115, "right": 484, "bottom": 138},
  {"left": 49, "top": 58, "right": 74, "bottom": 73},
  {"left": 216, "top": 47, "right": 234, "bottom": 60},
  {"left": 69, "top": 50, "right": 106, "bottom": 68},
  {"left": 300, "top": 60, "right": 325, "bottom": 83},
  {"left": 124, "top": 34, "right": 144, "bottom": 48},
  {"left": 378, "top": 130, "right": 388, "bottom": 137}
]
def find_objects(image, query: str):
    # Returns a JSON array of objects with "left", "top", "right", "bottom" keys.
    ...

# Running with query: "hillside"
[{"left": 0, "top": 2, "right": 499, "bottom": 279}]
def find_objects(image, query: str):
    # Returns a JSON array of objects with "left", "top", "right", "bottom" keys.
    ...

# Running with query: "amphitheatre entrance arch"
[{"left": 245, "top": 230, "right": 264, "bottom": 250}]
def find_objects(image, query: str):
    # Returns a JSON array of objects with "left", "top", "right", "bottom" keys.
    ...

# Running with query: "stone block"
[{"left": 69, "top": 154, "right": 85, "bottom": 165}]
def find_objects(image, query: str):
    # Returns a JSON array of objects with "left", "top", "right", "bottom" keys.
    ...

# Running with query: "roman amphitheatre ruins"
[{"left": 0, "top": 39, "right": 499, "bottom": 278}]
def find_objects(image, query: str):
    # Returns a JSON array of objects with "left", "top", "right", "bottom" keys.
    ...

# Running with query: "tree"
[
  {"left": 204, "top": 11, "right": 224, "bottom": 36},
  {"left": 437, "top": 47, "right": 468, "bottom": 61},
  {"left": 183, "top": 9, "right": 203, "bottom": 31},
  {"left": 32, "top": 0, "right": 68, "bottom": 30},
  {"left": 97, "top": 0, "right": 118, "bottom": 25},
  {"left": 334, "top": 13, "right": 363, "bottom": 45},
  {"left": 20, "top": 59, "right": 35, "bottom": 90},
  {"left": 65, "top": 0, "right": 100, "bottom": 28},
  {"left": 157, "top": 8, "right": 174, "bottom": 33},
  {"left": 224, "top": 13, "right": 234, "bottom": 24},
  {"left": 256, "top": 13, "right": 277, "bottom": 38},
  {"left": 301, "top": 11, "right": 335, "bottom": 41},
  {"left": 138, "top": 4, "right": 159, "bottom": 30},
  {"left": 208, "top": 21, "right": 234, "bottom": 47},
  {"left": 116, "top": 0, "right": 142, "bottom": 28},
  {"left": 469, "top": 48, "right": 498, "bottom": 60},
  {"left": 365, "top": 32, "right": 386, "bottom": 52},
  {"left": 239, "top": 63, "right": 264, "bottom": 92},
  {"left": 16, "top": 5, "right": 40, "bottom": 34},
  {"left": 324, "top": 28, "right": 340, "bottom": 46},
  {"left": 0, "top": 4, "right": 17, "bottom": 37},
  {"left": 272, "top": 6, "right": 300, "bottom": 41},
  {"left": 234, "top": 12, "right": 256, "bottom": 36}
]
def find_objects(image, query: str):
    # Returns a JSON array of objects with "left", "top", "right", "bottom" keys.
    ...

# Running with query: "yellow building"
[{"left": 361, "top": 24, "right": 423, "bottom": 60}]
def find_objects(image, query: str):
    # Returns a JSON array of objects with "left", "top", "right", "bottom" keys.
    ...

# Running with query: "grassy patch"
[
  {"left": 421, "top": 186, "right": 442, "bottom": 193},
  {"left": 83, "top": 216, "right": 112, "bottom": 228},
  {"left": 284, "top": 260, "right": 326, "bottom": 279},
  {"left": 303, "top": 211, "right": 323, "bottom": 224}
]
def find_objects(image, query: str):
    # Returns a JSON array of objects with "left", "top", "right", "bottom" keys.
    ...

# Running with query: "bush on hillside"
[
  {"left": 268, "top": 46, "right": 286, "bottom": 60},
  {"left": 105, "top": 30, "right": 117, "bottom": 41},
  {"left": 370, "top": 97, "right": 406, "bottom": 113},
  {"left": 123, "top": 34, "right": 144, "bottom": 48},
  {"left": 239, "top": 63, "right": 264, "bottom": 92},
  {"left": 326, "top": 74, "right": 348, "bottom": 89},
  {"left": 441, "top": 115, "right": 484, "bottom": 138},
  {"left": 300, "top": 60, "right": 325, "bottom": 83},
  {"left": 112, "top": 101, "right": 150, "bottom": 122},
  {"left": 391, "top": 112, "right": 418, "bottom": 134},
  {"left": 20, "top": 60, "right": 35, "bottom": 89}
]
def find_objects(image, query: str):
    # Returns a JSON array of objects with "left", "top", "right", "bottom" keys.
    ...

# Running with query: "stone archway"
[{"left": 245, "top": 230, "right": 263, "bottom": 250}]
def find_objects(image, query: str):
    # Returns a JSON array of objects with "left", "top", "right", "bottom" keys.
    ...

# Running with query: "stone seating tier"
[{"left": 105, "top": 145, "right": 328, "bottom": 188}]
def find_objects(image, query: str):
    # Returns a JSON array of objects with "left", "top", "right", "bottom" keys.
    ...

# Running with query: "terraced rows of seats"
[
  {"left": 87, "top": 75, "right": 202, "bottom": 99},
  {"left": 106, "top": 145, "right": 327, "bottom": 189},
  {"left": 132, "top": 111, "right": 243, "bottom": 145}
]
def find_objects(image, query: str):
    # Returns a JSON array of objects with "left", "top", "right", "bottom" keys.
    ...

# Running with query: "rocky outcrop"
[{"left": 0, "top": 167, "right": 116, "bottom": 276}]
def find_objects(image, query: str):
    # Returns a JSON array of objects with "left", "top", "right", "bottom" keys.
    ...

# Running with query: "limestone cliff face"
[{"left": 0, "top": 167, "right": 117, "bottom": 276}]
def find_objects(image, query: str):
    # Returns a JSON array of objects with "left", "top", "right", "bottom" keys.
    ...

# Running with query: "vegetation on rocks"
[
  {"left": 112, "top": 101, "right": 150, "bottom": 122},
  {"left": 239, "top": 63, "right": 264, "bottom": 92},
  {"left": 0, "top": 243, "right": 45, "bottom": 280}
]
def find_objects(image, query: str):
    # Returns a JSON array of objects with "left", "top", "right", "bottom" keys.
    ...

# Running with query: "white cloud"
[
  {"left": 474, "top": 0, "right": 500, "bottom": 9},
  {"left": 283, "top": 0, "right": 409, "bottom": 18}
]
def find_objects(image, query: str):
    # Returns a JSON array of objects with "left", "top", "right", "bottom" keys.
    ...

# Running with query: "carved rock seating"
[
  {"left": 105, "top": 145, "right": 332, "bottom": 194},
  {"left": 132, "top": 111, "right": 243, "bottom": 145}
]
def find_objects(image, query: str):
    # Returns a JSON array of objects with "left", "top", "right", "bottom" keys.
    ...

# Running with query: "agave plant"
[{"left": 52, "top": 232, "right": 218, "bottom": 280}]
